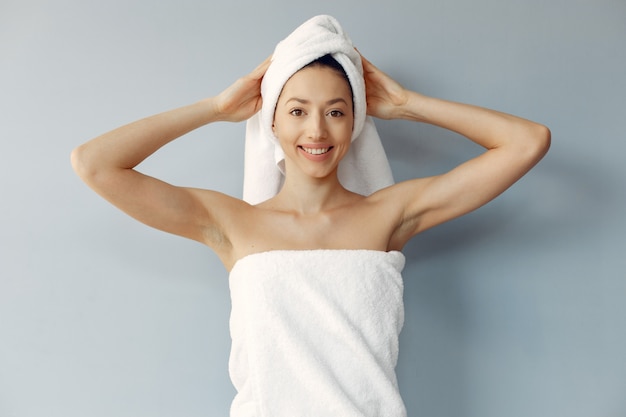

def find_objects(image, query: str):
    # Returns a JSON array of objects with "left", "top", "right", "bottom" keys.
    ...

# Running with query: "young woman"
[{"left": 72, "top": 15, "right": 549, "bottom": 417}]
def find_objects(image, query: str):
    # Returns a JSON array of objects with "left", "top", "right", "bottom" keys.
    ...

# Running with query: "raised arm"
[
  {"left": 360, "top": 54, "right": 551, "bottom": 245},
  {"left": 70, "top": 56, "right": 270, "bottom": 249}
]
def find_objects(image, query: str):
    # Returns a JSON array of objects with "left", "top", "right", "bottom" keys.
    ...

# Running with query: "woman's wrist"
[
  {"left": 396, "top": 91, "right": 430, "bottom": 122},
  {"left": 190, "top": 97, "right": 222, "bottom": 125}
]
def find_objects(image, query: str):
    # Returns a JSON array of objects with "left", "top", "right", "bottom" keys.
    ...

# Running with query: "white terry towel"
[
  {"left": 228, "top": 250, "right": 407, "bottom": 417},
  {"left": 243, "top": 15, "right": 395, "bottom": 204}
]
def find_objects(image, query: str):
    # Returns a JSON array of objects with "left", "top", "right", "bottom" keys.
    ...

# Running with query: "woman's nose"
[{"left": 306, "top": 112, "right": 327, "bottom": 140}]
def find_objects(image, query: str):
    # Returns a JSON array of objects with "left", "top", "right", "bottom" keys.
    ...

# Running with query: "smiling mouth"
[{"left": 299, "top": 146, "right": 333, "bottom": 155}]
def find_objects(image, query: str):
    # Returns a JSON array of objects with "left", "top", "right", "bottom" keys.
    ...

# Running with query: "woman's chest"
[{"left": 231, "top": 205, "right": 397, "bottom": 258}]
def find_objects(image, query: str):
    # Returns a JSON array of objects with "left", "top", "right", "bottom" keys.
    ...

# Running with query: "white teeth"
[{"left": 302, "top": 147, "right": 330, "bottom": 155}]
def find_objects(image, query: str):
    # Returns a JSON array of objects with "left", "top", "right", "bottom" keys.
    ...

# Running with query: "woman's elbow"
[
  {"left": 70, "top": 144, "right": 102, "bottom": 184},
  {"left": 532, "top": 123, "right": 551, "bottom": 159},
  {"left": 71, "top": 145, "right": 89, "bottom": 178},
  {"left": 521, "top": 122, "right": 551, "bottom": 163}
]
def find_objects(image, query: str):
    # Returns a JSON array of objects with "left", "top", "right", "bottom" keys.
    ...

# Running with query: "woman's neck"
[{"left": 272, "top": 173, "right": 357, "bottom": 215}]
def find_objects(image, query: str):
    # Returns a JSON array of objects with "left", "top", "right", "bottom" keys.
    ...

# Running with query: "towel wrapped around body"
[{"left": 228, "top": 250, "right": 407, "bottom": 417}]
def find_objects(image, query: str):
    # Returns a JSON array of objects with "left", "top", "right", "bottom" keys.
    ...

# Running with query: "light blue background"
[{"left": 1, "top": 0, "right": 625, "bottom": 416}]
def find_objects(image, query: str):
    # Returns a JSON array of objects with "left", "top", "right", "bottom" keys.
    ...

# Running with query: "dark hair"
[{"left": 303, "top": 54, "right": 354, "bottom": 107}]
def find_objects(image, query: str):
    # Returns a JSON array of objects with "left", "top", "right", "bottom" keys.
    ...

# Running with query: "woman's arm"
[
  {"left": 361, "top": 55, "right": 551, "bottom": 244},
  {"left": 71, "top": 56, "right": 270, "bottom": 248}
]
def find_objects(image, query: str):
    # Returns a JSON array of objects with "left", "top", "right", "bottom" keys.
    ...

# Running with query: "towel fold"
[
  {"left": 243, "top": 15, "right": 394, "bottom": 204},
  {"left": 228, "top": 249, "right": 407, "bottom": 417}
]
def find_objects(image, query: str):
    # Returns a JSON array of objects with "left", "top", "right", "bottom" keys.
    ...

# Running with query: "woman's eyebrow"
[{"left": 285, "top": 97, "right": 348, "bottom": 105}]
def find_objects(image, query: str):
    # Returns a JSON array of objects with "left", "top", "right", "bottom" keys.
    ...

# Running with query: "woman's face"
[{"left": 272, "top": 65, "right": 354, "bottom": 180}]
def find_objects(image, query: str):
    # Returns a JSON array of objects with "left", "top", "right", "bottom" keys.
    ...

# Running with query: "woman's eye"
[
  {"left": 290, "top": 109, "right": 304, "bottom": 116},
  {"left": 329, "top": 110, "right": 344, "bottom": 117}
]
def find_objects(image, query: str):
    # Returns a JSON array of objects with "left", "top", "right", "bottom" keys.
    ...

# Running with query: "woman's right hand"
[{"left": 215, "top": 55, "right": 271, "bottom": 122}]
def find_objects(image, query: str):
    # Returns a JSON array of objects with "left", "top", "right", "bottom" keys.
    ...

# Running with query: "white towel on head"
[{"left": 243, "top": 15, "right": 394, "bottom": 204}]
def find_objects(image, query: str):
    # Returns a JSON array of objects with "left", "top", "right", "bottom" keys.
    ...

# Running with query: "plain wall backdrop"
[{"left": 1, "top": 0, "right": 625, "bottom": 416}]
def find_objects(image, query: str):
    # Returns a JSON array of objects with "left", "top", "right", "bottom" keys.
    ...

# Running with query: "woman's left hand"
[
  {"left": 215, "top": 55, "right": 272, "bottom": 123},
  {"left": 360, "top": 53, "right": 410, "bottom": 120}
]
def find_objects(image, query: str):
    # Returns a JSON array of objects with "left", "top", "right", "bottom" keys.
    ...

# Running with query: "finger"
[
  {"left": 250, "top": 54, "right": 272, "bottom": 78},
  {"left": 363, "top": 59, "right": 380, "bottom": 77},
  {"left": 356, "top": 49, "right": 375, "bottom": 71}
]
